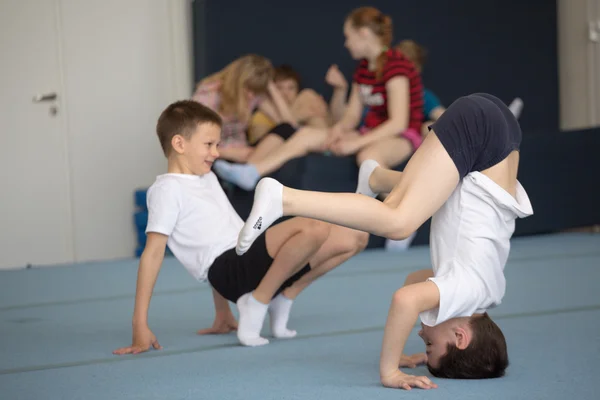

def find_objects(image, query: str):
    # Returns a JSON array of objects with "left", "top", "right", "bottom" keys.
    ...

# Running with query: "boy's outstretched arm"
[
  {"left": 113, "top": 233, "right": 167, "bottom": 355},
  {"left": 197, "top": 288, "right": 238, "bottom": 335},
  {"left": 379, "top": 281, "right": 440, "bottom": 390}
]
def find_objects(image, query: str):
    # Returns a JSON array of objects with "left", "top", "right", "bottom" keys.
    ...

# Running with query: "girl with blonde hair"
[{"left": 192, "top": 54, "right": 296, "bottom": 163}]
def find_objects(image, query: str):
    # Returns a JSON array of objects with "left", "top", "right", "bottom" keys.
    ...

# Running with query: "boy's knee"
[
  {"left": 351, "top": 230, "right": 369, "bottom": 253},
  {"left": 300, "top": 219, "right": 330, "bottom": 244},
  {"left": 336, "top": 229, "right": 369, "bottom": 255}
]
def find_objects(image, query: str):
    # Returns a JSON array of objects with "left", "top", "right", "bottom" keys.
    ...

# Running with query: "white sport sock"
[
  {"left": 236, "top": 178, "right": 283, "bottom": 255},
  {"left": 356, "top": 159, "right": 380, "bottom": 198},
  {"left": 508, "top": 97, "right": 524, "bottom": 119},
  {"left": 269, "top": 293, "right": 296, "bottom": 338},
  {"left": 236, "top": 292, "right": 269, "bottom": 347}
]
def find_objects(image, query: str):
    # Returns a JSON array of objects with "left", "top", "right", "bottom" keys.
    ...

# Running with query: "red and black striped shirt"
[{"left": 353, "top": 48, "right": 424, "bottom": 132}]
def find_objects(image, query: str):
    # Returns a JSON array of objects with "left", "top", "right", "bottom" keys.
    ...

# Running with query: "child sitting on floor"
[{"left": 113, "top": 100, "right": 366, "bottom": 353}]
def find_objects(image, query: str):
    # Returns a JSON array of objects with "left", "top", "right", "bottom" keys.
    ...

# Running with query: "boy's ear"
[
  {"left": 171, "top": 134, "right": 185, "bottom": 154},
  {"left": 454, "top": 324, "right": 472, "bottom": 350}
]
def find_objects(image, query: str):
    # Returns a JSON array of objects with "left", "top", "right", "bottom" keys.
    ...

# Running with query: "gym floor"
[{"left": 1, "top": 232, "right": 598, "bottom": 399}]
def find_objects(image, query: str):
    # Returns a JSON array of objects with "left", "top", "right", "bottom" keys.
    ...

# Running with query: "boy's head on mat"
[
  {"left": 156, "top": 100, "right": 222, "bottom": 176},
  {"left": 418, "top": 313, "right": 509, "bottom": 379}
]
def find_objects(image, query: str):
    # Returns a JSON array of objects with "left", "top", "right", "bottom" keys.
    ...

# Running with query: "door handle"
[{"left": 32, "top": 92, "right": 57, "bottom": 102}]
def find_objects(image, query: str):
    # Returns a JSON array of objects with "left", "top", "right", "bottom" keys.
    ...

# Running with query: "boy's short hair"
[
  {"left": 156, "top": 100, "right": 222, "bottom": 157},
  {"left": 274, "top": 64, "right": 301, "bottom": 89},
  {"left": 427, "top": 313, "right": 509, "bottom": 379}
]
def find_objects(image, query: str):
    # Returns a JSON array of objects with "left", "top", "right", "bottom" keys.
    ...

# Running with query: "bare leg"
[
  {"left": 237, "top": 131, "right": 460, "bottom": 255},
  {"left": 213, "top": 127, "right": 328, "bottom": 191},
  {"left": 264, "top": 225, "right": 368, "bottom": 339},
  {"left": 403, "top": 269, "right": 434, "bottom": 286},
  {"left": 247, "top": 134, "right": 284, "bottom": 164},
  {"left": 356, "top": 136, "right": 413, "bottom": 169},
  {"left": 235, "top": 217, "right": 329, "bottom": 346},
  {"left": 254, "top": 217, "right": 330, "bottom": 303},
  {"left": 369, "top": 166, "right": 404, "bottom": 194},
  {"left": 252, "top": 127, "right": 328, "bottom": 175},
  {"left": 282, "top": 226, "right": 369, "bottom": 299}
]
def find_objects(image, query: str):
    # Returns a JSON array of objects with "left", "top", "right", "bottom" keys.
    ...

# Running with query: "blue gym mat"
[{"left": 0, "top": 232, "right": 598, "bottom": 399}]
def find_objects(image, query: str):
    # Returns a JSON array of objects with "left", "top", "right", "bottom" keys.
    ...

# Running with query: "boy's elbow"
[
  {"left": 391, "top": 288, "right": 411, "bottom": 309},
  {"left": 391, "top": 286, "right": 424, "bottom": 312}
]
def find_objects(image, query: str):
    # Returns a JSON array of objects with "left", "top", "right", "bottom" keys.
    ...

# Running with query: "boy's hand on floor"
[
  {"left": 113, "top": 325, "right": 162, "bottom": 355},
  {"left": 381, "top": 370, "right": 437, "bottom": 391},
  {"left": 399, "top": 353, "right": 428, "bottom": 368},
  {"left": 197, "top": 311, "right": 238, "bottom": 335}
]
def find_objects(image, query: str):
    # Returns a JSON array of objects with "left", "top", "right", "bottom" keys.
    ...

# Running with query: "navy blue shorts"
[{"left": 428, "top": 93, "right": 521, "bottom": 180}]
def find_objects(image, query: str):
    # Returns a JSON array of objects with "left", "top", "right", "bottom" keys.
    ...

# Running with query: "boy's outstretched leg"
[
  {"left": 236, "top": 217, "right": 330, "bottom": 346},
  {"left": 236, "top": 144, "right": 433, "bottom": 256}
]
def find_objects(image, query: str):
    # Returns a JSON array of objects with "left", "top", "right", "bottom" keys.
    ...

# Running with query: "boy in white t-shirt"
[
  {"left": 113, "top": 100, "right": 368, "bottom": 353},
  {"left": 234, "top": 93, "right": 533, "bottom": 389}
]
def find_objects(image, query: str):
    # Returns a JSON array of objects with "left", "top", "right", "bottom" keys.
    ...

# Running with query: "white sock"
[
  {"left": 236, "top": 292, "right": 269, "bottom": 347},
  {"left": 269, "top": 293, "right": 296, "bottom": 338},
  {"left": 508, "top": 97, "right": 524, "bottom": 119},
  {"left": 236, "top": 178, "right": 283, "bottom": 256},
  {"left": 356, "top": 159, "right": 380, "bottom": 198}
]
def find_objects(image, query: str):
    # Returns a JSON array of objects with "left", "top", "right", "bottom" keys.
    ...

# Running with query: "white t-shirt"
[
  {"left": 420, "top": 172, "right": 533, "bottom": 327},
  {"left": 145, "top": 172, "right": 244, "bottom": 281}
]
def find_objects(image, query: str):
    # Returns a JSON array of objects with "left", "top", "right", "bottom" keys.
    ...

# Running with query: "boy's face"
[
  {"left": 175, "top": 122, "right": 221, "bottom": 175},
  {"left": 418, "top": 321, "right": 463, "bottom": 368},
  {"left": 275, "top": 78, "right": 299, "bottom": 105}
]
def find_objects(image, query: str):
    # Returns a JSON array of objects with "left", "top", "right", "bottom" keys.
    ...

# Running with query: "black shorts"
[
  {"left": 429, "top": 93, "right": 522, "bottom": 180},
  {"left": 207, "top": 233, "right": 311, "bottom": 303},
  {"left": 252, "top": 123, "right": 297, "bottom": 147}
]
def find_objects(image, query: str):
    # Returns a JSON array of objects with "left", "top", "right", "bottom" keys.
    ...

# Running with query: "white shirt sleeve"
[
  {"left": 145, "top": 181, "right": 181, "bottom": 236},
  {"left": 420, "top": 266, "right": 486, "bottom": 327}
]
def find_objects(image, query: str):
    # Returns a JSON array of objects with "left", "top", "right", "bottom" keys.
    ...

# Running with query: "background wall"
[
  {"left": 61, "top": 0, "right": 194, "bottom": 264},
  {"left": 0, "top": 0, "right": 193, "bottom": 269},
  {"left": 194, "top": 0, "right": 559, "bottom": 134}
]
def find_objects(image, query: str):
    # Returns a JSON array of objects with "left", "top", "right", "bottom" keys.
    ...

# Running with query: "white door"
[
  {"left": 0, "top": 1, "right": 74, "bottom": 269},
  {"left": 593, "top": 0, "right": 600, "bottom": 126}
]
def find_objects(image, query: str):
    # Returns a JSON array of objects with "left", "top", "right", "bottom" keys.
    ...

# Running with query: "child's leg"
[
  {"left": 246, "top": 135, "right": 284, "bottom": 164},
  {"left": 265, "top": 225, "right": 368, "bottom": 338},
  {"left": 280, "top": 225, "right": 369, "bottom": 300},
  {"left": 255, "top": 217, "right": 330, "bottom": 303},
  {"left": 237, "top": 131, "right": 460, "bottom": 254},
  {"left": 213, "top": 126, "right": 329, "bottom": 191},
  {"left": 253, "top": 127, "right": 329, "bottom": 175},
  {"left": 356, "top": 159, "right": 404, "bottom": 197},
  {"left": 355, "top": 136, "right": 413, "bottom": 169},
  {"left": 403, "top": 269, "right": 434, "bottom": 286},
  {"left": 236, "top": 217, "right": 330, "bottom": 345},
  {"left": 237, "top": 92, "right": 522, "bottom": 255}
]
